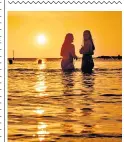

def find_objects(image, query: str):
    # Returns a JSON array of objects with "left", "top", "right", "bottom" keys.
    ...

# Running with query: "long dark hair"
[
  {"left": 63, "top": 33, "right": 73, "bottom": 45},
  {"left": 83, "top": 30, "right": 95, "bottom": 50},
  {"left": 61, "top": 33, "right": 73, "bottom": 56}
]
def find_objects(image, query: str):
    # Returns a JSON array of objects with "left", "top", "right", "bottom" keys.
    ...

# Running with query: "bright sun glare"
[{"left": 37, "top": 34, "right": 46, "bottom": 45}]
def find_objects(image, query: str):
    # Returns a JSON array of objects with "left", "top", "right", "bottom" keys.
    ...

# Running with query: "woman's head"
[
  {"left": 83, "top": 30, "right": 92, "bottom": 40},
  {"left": 64, "top": 33, "right": 74, "bottom": 44},
  {"left": 83, "top": 30, "right": 95, "bottom": 50},
  {"left": 61, "top": 33, "right": 74, "bottom": 56}
]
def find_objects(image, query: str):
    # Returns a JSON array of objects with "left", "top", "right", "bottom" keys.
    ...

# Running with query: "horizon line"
[{"left": 8, "top": 55, "right": 122, "bottom": 59}]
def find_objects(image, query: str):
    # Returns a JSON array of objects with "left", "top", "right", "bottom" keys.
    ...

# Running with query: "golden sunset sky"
[{"left": 8, "top": 11, "right": 122, "bottom": 58}]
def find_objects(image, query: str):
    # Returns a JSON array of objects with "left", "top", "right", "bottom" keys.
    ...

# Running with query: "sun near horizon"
[
  {"left": 8, "top": 11, "right": 122, "bottom": 58},
  {"left": 36, "top": 34, "right": 47, "bottom": 45}
]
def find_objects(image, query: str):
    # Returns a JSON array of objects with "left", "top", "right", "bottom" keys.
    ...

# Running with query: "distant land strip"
[{"left": 97, "top": 55, "right": 122, "bottom": 59}]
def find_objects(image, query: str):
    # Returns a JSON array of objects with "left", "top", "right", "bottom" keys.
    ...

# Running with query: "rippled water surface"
[{"left": 8, "top": 59, "right": 122, "bottom": 142}]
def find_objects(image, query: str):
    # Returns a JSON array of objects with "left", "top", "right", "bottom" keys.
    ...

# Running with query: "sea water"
[{"left": 8, "top": 58, "right": 122, "bottom": 142}]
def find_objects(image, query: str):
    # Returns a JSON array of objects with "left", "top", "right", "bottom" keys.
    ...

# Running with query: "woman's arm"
[
  {"left": 79, "top": 46, "right": 84, "bottom": 54},
  {"left": 60, "top": 46, "right": 64, "bottom": 56},
  {"left": 79, "top": 41, "right": 93, "bottom": 55},
  {"left": 71, "top": 44, "right": 78, "bottom": 60}
]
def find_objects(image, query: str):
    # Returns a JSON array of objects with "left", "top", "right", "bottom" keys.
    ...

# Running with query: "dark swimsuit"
[{"left": 81, "top": 54, "right": 94, "bottom": 73}]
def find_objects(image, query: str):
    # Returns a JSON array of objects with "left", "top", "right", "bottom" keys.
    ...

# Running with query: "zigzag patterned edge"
[{"left": 8, "top": 1, "right": 122, "bottom": 4}]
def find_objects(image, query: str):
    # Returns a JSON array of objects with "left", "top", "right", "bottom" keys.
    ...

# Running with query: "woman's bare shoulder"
[{"left": 71, "top": 44, "right": 75, "bottom": 48}]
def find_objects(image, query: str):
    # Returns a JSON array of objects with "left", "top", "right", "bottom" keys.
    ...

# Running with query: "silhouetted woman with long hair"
[
  {"left": 79, "top": 30, "right": 95, "bottom": 73},
  {"left": 61, "top": 33, "right": 77, "bottom": 71}
]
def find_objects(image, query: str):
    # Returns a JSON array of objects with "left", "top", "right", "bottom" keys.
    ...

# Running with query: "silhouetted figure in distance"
[
  {"left": 9, "top": 59, "right": 13, "bottom": 64},
  {"left": 118, "top": 55, "right": 121, "bottom": 60},
  {"left": 38, "top": 59, "right": 42, "bottom": 64},
  {"left": 61, "top": 33, "right": 77, "bottom": 71},
  {"left": 79, "top": 30, "right": 95, "bottom": 73}
]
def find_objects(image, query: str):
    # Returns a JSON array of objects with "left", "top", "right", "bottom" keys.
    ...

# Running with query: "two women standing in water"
[{"left": 61, "top": 30, "right": 95, "bottom": 73}]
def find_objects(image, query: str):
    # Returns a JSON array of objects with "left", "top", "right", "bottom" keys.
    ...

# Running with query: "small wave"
[
  {"left": 64, "top": 119, "right": 77, "bottom": 122},
  {"left": 9, "top": 134, "right": 33, "bottom": 139},
  {"left": 8, "top": 68, "right": 122, "bottom": 72},
  {"left": 95, "top": 68, "right": 122, "bottom": 71},
  {"left": 63, "top": 93, "right": 86, "bottom": 97},
  {"left": 60, "top": 133, "right": 122, "bottom": 138},
  {"left": 8, "top": 68, "right": 81, "bottom": 73},
  {"left": 8, "top": 68, "right": 62, "bottom": 72},
  {"left": 9, "top": 132, "right": 122, "bottom": 139},
  {"left": 94, "top": 100, "right": 121, "bottom": 104},
  {"left": 80, "top": 108, "right": 93, "bottom": 112},
  {"left": 100, "top": 94, "right": 122, "bottom": 97},
  {"left": 9, "top": 90, "right": 25, "bottom": 93}
]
